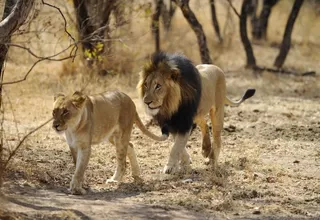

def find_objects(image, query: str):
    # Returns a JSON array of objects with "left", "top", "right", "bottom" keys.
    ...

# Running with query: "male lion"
[
  {"left": 52, "top": 90, "right": 168, "bottom": 194},
  {"left": 137, "top": 52, "right": 255, "bottom": 174}
]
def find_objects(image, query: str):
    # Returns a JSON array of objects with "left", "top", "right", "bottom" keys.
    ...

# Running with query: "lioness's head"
[
  {"left": 52, "top": 91, "right": 86, "bottom": 133},
  {"left": 137, "top": 52, "right": 197, "bottom": 118}
]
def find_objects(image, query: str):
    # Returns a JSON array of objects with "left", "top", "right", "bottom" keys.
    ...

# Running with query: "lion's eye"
[
  {"left": 144, "top": 82, "right": 148, "bottom": 89},
  {"left": 155, "top": 84, "right": 161, "bottom": 90}
]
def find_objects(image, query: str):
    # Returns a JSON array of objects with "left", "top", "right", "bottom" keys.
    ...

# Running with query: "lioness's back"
[{"left": 88, "top": 91, "right": 136, "bottom": 142}]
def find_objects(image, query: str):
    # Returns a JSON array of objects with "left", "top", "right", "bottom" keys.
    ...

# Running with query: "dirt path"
[{"left": 1, "top": 185, "right": 211, "bottom": 219}]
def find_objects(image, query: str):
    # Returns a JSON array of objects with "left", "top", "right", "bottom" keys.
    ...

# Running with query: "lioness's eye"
[
  {"left": 155, "top": 84, "right": 161, "bottom": 90},
  {"left": 144, "top": 82, "right": 148, "bottom": 88},
  {"left": 63, "top": 109, "right": 69, "bottom": 115}
]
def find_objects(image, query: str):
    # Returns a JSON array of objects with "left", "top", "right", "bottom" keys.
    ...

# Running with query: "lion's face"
[
  {"left": 141, "top": 73, "right": 170, "bottom": 115},
  {"left": 138, "top": 67, "right": 182, "bottom": 118},
  {"left": 52, "top": 92, "right": 86, "bottom": 133}
]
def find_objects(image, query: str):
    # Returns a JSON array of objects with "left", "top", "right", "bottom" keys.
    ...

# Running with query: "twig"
[
  {"left": 41, "top": 0, "right": 78, "bottom": 60},
  {"left": 6, "top": 43, "right": 75, "bottom": 60},
  {"left": 4, "top": 118, "right": 53, "bottom": 168},
  {"left": 1, "top": 54, "right": 76, "bottom": 86},
  {"left": 226, "top": 0, "right": 240, "bottom": 18}
]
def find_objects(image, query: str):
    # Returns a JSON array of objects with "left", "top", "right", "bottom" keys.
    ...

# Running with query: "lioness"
[
  {"left": 52, "top": 91, "right": 168, "bottom": 194},
  {"left": 137, "top": 52, "right": 255, "bottom": 174}
]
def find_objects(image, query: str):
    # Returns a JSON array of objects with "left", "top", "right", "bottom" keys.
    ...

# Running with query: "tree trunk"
[
  {"left": 152, "top": 0, "right": 162, "bottom": 52},
  {"left": 0, "top": 0, "right": 34, "bottom": 188},
  {"left": 252, "top": 0, "right": 279, "bottom": 40},
  {"left": 72, "top": 0, "right": 95, "bottom": 53},
  {"left": 72, "top": 0, "right": 116, "bottom": 61},
  {"left": 240, "top": 0, "right": 256, "bottom": 67},
  {"left": 174, "top": 0, "right": 212, "bottom": 64},
  {"left": 161, "top": 0, "right": 176, "bottom": 31},
  {"left": 274, "top": 0, "right": 304, "bottom": 68},
  {"left": 209, "top": 0, "right": 222, "bottom": 43}
]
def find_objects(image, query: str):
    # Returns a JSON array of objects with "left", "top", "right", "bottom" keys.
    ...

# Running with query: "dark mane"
[{"left": 152, "top": 52, "right": 202, "bottom": 135}]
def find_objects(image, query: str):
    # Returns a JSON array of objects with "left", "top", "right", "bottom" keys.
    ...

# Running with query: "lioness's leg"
[
  {"left": 164, "top": 132, "right": 190, "bottom": 174},
  {"left": 196, "top": 118, "right": 212, "bottom": 158},
  {"left": 127, "top": 142, "right": 141, "bottom": 179},
  {"left": 70, "top": 143, "right": 91, "bottom": 195},
  {"left": 107, "top": 135, "right": 128, "bottom": 182},
  {"left": 69, "top": 146, "right": 77, "bottom": 165},
  {"left": 209, "top": 107, "right": 224, "bottom": 169}
]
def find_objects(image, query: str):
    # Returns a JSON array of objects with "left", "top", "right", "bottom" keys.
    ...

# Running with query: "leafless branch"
[
  {"left": 226, "top": 0, "right": 240, "bottom": 18},
  {"left": 1, "top": 54, "right": 76, "bottom": 86},
  {"left": 4, "top": 117, "right": 53, "bottom": 168},
  {"left": 42, "top": 0, "right": 78, "bottom": 59}
]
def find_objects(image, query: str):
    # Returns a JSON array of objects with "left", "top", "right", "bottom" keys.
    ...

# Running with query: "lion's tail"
[
  {"left": 224, "top": 89, "right": 255, "bottom": 107},
  {"left": 134, "top": 112, "right": 169, "bottom": 141}
]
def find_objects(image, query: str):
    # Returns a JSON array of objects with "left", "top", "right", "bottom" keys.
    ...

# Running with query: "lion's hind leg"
[
  {"left": 208, "top": 106, "right": 224, "bottom": 170},
  {"left": 196, "top": 118, "right": 212, "bottom": 158}
]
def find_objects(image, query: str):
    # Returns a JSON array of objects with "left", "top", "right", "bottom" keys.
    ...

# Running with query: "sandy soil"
[{"left": 1, "top": 66, "right": 319, "bottom": 219}]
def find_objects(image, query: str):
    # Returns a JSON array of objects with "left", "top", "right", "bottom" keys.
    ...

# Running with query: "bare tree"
[
  {"left": 151, "top": 0, "right": 162, "bottom": 52},
  {"left": 72, "top": 0, "right": 117, "bottom": 62},
  {"left": 172, "top": 0, "right": 212, "bottom": 64},
  {"left": 251, "top": 0, "right": 279, "bottom": 40},
  {"left": 239, "top": 0, "right": 256, "bottom": 67},
  {"left": 161, "top": 0, "right": 176, "bottom": 31},
  {"left": 274, "top": 0, "right": 304, "bottom": 68},
  {"left": 0, "top": 0, "right": 34, "bottom": 187},
  {"left": 209, "top": 0, "right": 223, "bottom": 43}
]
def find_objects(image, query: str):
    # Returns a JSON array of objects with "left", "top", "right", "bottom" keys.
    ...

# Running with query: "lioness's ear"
[
  {"left": 54, "top": 93, "right": 65, "bottom": 101},
  {"left": 71, "top": 91, "right": 86, "bottom": 108}
]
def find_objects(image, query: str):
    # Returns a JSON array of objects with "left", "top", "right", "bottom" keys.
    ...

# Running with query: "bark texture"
[
  {"left": 173, "top": 0, "right": 212, "bottom": 64},
  {"left": 274, "top": 0, "right": 304, "bottom": 68},
  {"left": 240, "top": 0, "right": 256, "bottom": 67}
]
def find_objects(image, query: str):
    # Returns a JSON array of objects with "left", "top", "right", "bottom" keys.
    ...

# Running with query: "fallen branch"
[
  {"left": 4, "top": 117, "right": 53, "bottom": 169},
  {"left": 253, "top": 66, "right": 316, "bottom": 76}
]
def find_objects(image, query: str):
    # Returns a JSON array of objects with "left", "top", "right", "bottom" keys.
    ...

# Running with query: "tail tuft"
[{"left": 243, "top": 89, "right": 256, "bottom": 100}]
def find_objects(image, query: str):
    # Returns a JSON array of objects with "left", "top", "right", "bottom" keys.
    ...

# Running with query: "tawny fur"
[
  {"left": 52, "top": 91, "right": 167, "bottom": 194},
  {"left": 138, "top": 63, "right": 254, "bottom": 174}
]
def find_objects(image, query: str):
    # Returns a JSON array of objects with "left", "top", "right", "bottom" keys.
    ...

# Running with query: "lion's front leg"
[
  {"left": 163, "top": 132, "right": 190, "bottom": 174},
  {"left": 70, "top": 143, "right": 91, "bottom": 195}
]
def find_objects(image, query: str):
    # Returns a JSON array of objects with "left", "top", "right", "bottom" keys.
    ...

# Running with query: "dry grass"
[{"left": 1, "top": 0, "right": 320, "bottom": 219}]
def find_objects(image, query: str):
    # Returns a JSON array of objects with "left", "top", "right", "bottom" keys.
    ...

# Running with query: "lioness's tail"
[
  {"left": 134, "top": 112, "right": 169, "bottom": 141},
  {"left": 225, "top": 89, "right": 256, "bottom": 107}
]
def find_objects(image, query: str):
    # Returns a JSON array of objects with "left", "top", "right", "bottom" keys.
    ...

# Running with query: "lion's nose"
[{"left": 144, "top": 100, "right": 152, "bottom": 105}]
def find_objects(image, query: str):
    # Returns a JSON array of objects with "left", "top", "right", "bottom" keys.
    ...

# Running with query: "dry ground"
[{"left": 1, "top": 0, "right": 320, "bottom": 219}]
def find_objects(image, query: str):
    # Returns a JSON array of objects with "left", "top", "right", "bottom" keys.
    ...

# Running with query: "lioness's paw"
[
  {"left": 106, "top": 178, "right": 119, "bottom": 184},
  {"left": 69, "top": 187, "right": 86, "bottom": 195},
  {"left": 163, "top": 165, "right": 179, "bottom": 174}
]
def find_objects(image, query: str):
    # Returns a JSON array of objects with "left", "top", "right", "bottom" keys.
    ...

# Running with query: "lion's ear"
[
  {"left": 170, "top": 68, "right": 180, "bottom": 81},
  {"left": 54, "top": 93, "right": 65, "bottom": 101},
  {"left": 71, "top": 91, "right": 86, "bottom": 108}
]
